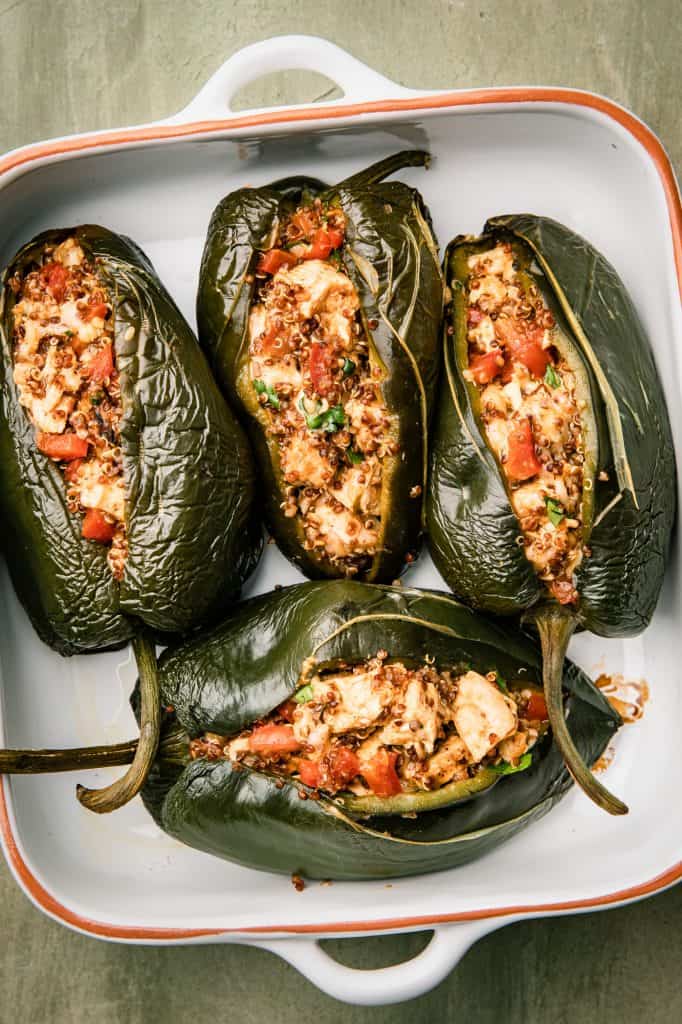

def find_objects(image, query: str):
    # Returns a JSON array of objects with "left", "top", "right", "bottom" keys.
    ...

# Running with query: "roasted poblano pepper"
[
  {"left": 0, "top": 583, "right": 618, "bottom": 879},
  {"left": 0, "top": 226, "right": 262, "bottom": 810},
  {"left": 196, "top": 152, "right": 443, "bottom": 582},
  {"left": 427, "top": 215, "right": 675, "bottom": 814}
]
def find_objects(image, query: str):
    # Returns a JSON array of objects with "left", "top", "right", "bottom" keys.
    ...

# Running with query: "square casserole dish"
[{"left": 0, "top": 35, "right": 680, "bottom": 1007}]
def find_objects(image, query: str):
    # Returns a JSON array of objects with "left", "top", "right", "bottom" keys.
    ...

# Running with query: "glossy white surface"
[{"left": 0, "top": 36, "right": 679, "bottom": 1006}]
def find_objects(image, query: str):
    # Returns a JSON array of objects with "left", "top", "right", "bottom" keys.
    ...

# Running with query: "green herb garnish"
[
  {"left": 347, "top": 447, "right": 364, "bottom": 465},
  {"left": 490, "top": 753, "right": 532, "bottom": 775},
  {"left": 544, "top": 364, "right": 561, "bottom": 389},
  {"left": 293, "top": 684, "right": 314, "bottom": 704},
  {"left": 495, "top": 671, "right": 509, "bottom": 694},
  {"left": 297, "top": 395, "right": 346, "bottom": 433},
  {"left": 64, "top": 329, "right": 75, "bottom": 338},
  {"left": 314, "top": 405, "right": 346, "bottom": 432},
  {"left": 253, "top": 379, "right": 281, "bottom": 410},
  {"left": 90, "top": 391, "right": 103, "bottom": 406},
  {"left": 342, "top": 358, "right": 356, "bottom": 377},
  {"left": 545, "top": 497, "right": 565, "bottom": 527}
]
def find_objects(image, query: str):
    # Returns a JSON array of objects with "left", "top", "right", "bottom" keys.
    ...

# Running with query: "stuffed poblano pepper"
[
  {"left": 427, "top": 215, "right": 676, "bottom": 815},
  {"left": 196, "top": 151, "right": 443, "bottom": 582},
  {"left": 0, "top": 583, "right": 620, "bottom": 879},
  {"left": 0, "top": 226, "right": 261, "bottom": 811}
]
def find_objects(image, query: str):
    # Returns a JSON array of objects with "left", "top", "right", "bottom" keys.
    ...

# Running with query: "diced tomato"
[
  {"left": 84, "top": 343, "right": 114, "bottom": 382},
  {"left": 326, "top": 746, "right": 360, "bottom": 790},
  {"left": 290, "top": 208, "right": 319, "bottom": 240},
  {"left": 506, "top": 419, "right": 542, "bottom": 482},
  {"left": 361, "top": 749, "right": 402, "bottom": 798},
  {"left": 525, "top": 692, "right": 549, "bottom": 721},
  {"left": 305, "top": 227, "right": 344, "bottom": 261},
  {"left": 81, "top": 508, "right": 115, "bottom": 544},
  {"left": 82, "top": 301, "right": 108, "bottom": 322},
  {"left": 468, "top": 351, "right": 503, "bottom": 384},
  {"left": 495, "top": 319, "right": 550, "bottom": 379},
  {"left": 63, "top": 458, "right": 84, "bottom": 483},
  {"left": 248, "top": 723, "right": 301, "bottom": 755},
  {"left": 253, "top": 323, "right": 297, "bottom": 357},
  {"left": 277, "top": 700, "right": 298, "bottom": 723},
  {"left": 256, "top": 249, "right": 297, "bottom": 275},
  {"left": 36, "top": 432, "right": 89, "bottom": 461},
  {"left": 298, "top": 760, "right": 322, "bottom": 788},
  {"left": 513, "top": 338, "right": 550, "bottom": 378},
  {"left": 309, "top": 342, "right": 336, "bottom": 396},
  {"left": 549, "top": 579, "right": 578, "bottom": 606},
  {"left": 326, "top": 227, "right": 345, "bottom": 249},
  {"left": 39, "top": 261, "right": 68, "bottom": 302}
]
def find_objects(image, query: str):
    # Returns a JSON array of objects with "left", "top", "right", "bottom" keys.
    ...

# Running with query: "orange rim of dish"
[{"left": 0, "top": 86, "right": 680, "bottom": 940}]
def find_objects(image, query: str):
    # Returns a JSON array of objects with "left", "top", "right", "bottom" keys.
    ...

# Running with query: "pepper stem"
[
  {"left": 0, "top": 727, "right": 188, "bottom": 776},
  {"left": 337, "top": 150, "right": 430, "bottom": 190},
  {"left": 0, "top": 741, "right": 137, "bottom": 775},
  {"left": 534, "top": 606, "right": 628, "bottom": 816},
  {"left": 76, "top": 630, "right": 161, "bottom": 814}
]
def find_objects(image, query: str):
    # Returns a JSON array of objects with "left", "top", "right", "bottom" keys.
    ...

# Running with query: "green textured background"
[{"left": 0, "top": 1, "right": 680, "bottom": 1020}]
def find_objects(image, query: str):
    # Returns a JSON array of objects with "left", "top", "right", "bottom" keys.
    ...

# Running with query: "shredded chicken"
[
  {"left": 464, "top": 242, "right": 587, "bottom": 604},
  {"left": 11, "top": 237, "right": 127, "bottom": 578},
  {"left": 190, "top": 656, "right": 547, "bottom": 801},
  {"left": 247, "top": 201, "right": 396, "bottom": 574}
]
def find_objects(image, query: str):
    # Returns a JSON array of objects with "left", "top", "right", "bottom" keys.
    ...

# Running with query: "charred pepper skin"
[
  {"left": 428, "top": 215, "right": 676, "bottom": 641},
  {"left": 196, "top": 152, "right": 443, "bottom": 583},
  {"left": 0, "top": 226, "right": 262, "bottom": 655},
  {"left": 427, "top": 215, "right": 675, "bottom": 815},
  {"left": 138, "top": 581, "right": 619, "bottom": 881}
]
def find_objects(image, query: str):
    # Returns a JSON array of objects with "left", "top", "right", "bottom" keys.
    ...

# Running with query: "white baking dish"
[{"left": 0, "top": 35, "right": 680, "bottom": 1007}]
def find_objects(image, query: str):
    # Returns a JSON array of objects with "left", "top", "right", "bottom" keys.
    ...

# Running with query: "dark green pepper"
[
  {"left": 196, "top": 152, "right": 443, "bottom": 582},
  {"left": 145, "top": 582, "right": 620, "bottom": 878},
  {"left": 0, "top": 226, "right": 262, "bottom": 655},
  {"left": 0, "top": 582, "right": 619, "bottom": 878},
  {"left": 0, "top": 226, "right": 262, "bottom": 812},
  {"left": 427, "top": 216, "right": 675, "bottom": 814}
]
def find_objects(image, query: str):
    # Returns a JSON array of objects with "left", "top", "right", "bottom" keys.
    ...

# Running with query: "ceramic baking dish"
[{"left": 0, "top": 35, "right": 680, "bottom": 1007}]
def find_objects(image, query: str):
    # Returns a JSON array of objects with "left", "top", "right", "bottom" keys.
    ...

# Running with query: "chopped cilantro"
[
  {"left": 90, "top": 391, "right": 103, "bottom": 406},
  {"left": 293, "top": 684, "right": 314, "bottom": 704},
  {"left": 347, "top": 447, "right": 364, "bottom": 465},
  {"left": 342, "top": 358, "right": 356, "bottom": 377},
  {"left": 490, "top": 753, "right": 532, "bottom": 775},
  {"left": 253, "top": 379, "right": 280, "bottom": 410},
  {"left": 314, "top": 405, "right": 346, "bottom": 432},
  {"left": 545, "top": 497, "right": 565, "bottom": 527},
  {"left": 544, "top": 363, "right": 561, "bottom": 389},
  {"left": 297, "top": 395, "right": 346, "bottom": 433}
]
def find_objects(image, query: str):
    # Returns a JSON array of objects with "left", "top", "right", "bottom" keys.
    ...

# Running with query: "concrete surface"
[{"left": 0, "top": 1, "right": 680, "bottom": 1021}]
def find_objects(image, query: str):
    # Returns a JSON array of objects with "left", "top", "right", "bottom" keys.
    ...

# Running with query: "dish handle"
[
  {"left": 169, "top": 34, "right": 416, "bottom": 124},
  {"left": 256, "top": 918, "right": 505, "bottom": 1006}
]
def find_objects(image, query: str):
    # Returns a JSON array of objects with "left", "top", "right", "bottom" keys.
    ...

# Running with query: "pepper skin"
[
  {"left": 196, "top": 152, "right": 443, "bottom": 582},
  {"left": 427, "top": 215, "right": 675, "bottom": 814},
  {"left": 137, "top": 581, "right": 619, "bottom": 881},
  {"left": 0, "top": 226, "right": 262, "bottom": 655}
]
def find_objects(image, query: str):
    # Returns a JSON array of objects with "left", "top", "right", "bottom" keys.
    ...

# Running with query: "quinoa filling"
[
  {"left": 190, "top": 655, "right": 549, "bottom": 800},
  {"left": 248, "top": 202, "right": 395, "bottom": 575},
  {"left": 464, "top": 242, "right": 589, "bottom": 605},
  {"left": 10, "top": 237, "right": 126, "bottom": 579}
]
